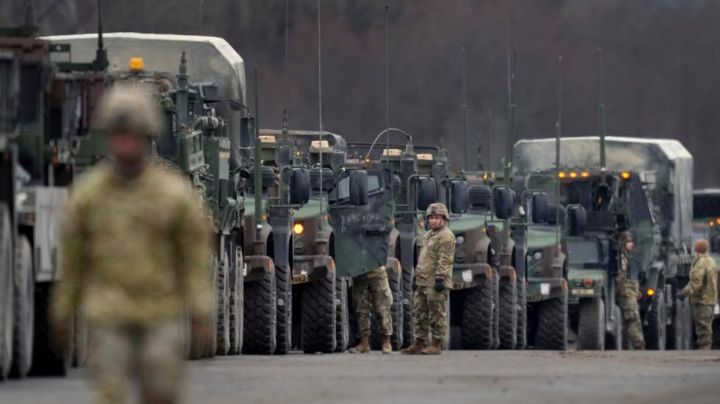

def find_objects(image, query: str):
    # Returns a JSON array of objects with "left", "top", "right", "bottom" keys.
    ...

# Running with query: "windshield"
[{"left": 567, "top": 240, "right": 601, "bottom": 265}]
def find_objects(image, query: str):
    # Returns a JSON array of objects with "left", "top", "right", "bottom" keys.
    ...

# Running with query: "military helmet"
[
  {"left": 426, "top": 202, "right": 449, "bottom": 220},
  {"left": 99, "top": 85, "right": 161, "bottom": 138}
]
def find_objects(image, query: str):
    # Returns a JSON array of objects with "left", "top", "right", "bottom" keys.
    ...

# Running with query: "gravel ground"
[{"left": 2, "top": 350, "right": 720, "bottom": 404}]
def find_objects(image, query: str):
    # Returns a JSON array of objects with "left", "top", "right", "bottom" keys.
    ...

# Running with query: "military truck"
[
  {"left": 0, "top": 18, "right": 109, "bottom": 378},
  {"left": 692, "top": 189, "right": 720, "bottom": 349},
  {"left": 517, "top": 168, "right": 626, "bottom": 350},
  {"left": 45, "top": 33, "right": 256, "bottom": 358},
  {"left": 515, "top": 136, "right": 695, "bottom": 350},
  {"left": 255, "top": 129, "right": 344, "bottom": 354}
]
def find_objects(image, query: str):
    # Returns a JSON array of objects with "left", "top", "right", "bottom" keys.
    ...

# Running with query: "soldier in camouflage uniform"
[
  {"left": 680, "top": 239, "right": 718, "bottom": 350},
  {"left": 615, "top": 231, "right": 645, "bottom": 350},
  {"left": 349, "top": 266, "right": 394, "bottom": 354},
  {"left": 52, "top": 86, "right": 213, "bottom": 404},
  {"left": 402, "top": 203, "right": 455, "bottom": 355}
]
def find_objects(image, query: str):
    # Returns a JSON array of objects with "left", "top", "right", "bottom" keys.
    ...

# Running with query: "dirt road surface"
[{"left": 2, "top": 350, "right": 719, "bottom": 404}]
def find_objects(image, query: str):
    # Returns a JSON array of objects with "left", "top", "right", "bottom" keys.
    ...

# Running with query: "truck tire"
[
  {"left": 11, "top": 236, "right": 34, "bottom": 377},
  {"left": 460, "top": 276, "right": 494, "bottom": 349},
  {"left": 516, "top": 280, "right": 527, "bottom": 349},
  {"left": 216, "top": 250, "right": 230, "bottom": 356},
  {"left": 243, "top": 269, "right": 277, "bottom": 355},
  {"left": 227, "top": 245, "right": 243, "bottom": 355},
  {"left": 335, "top": 277, "right": 349, "bottom": 352},
  {"left": 30, "top": 283, "right": 70, "bottom": 376},
  {"left": 644, "top": 289, "right": 667, "bottom": 350},
  {"left": 681, "top": 298, "right": 693, "bottom": 350},
  {"left": 0, "top": 204, "right": 13, "bottom": 380},
  {"left": 535, "top": 288, "right": 568, "bottom": 350},
  {"left": 275, "top": 264, "right": 292, "bottom": 355},
  {"left": 401, "top": 264, "right": 414, "bottom": 348},
  {"left": 498, "top": 275, "right": 517, "bottom": 349},
  {"left": 492, "top": 270, "right": 500, "bottom": 348},
  {"left": 301, "top": 268, "right": 336, "bottom": 354},
  {"left": 606, "top": 304, "right": 623, "bottom": 350},
  {"left": 713, "top": 318, "right": 720, "bottom": 349},
  {"left": 667, "top": 296, "right": 690, "bottom": 350},
  {"left": 577, "top": 298, "right": 605, "bottom": 350}
]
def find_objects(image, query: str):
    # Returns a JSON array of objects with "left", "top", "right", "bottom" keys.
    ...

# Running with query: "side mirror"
[
  {"left": 250, "top": 165, "right": 276, "bottom": 191},
  {"left": 310, "top": 167, "right": 335, "bottom": 192},
  {"left": 531, "top": 192, "right": 549, "bottom": 224},
  {"left": 493, "top": 186, "right": 515, "bottom": 219},
  {"left": 468, "top": 185, "right": 492, "bottom": 209},
  {"left": 349, "top": 170, "right": 368, "bottom": 206},
  {"left": 392, "top": 174, "right": 402, "bottom": 197},
  {"left": 567, "top": 204, "right": 587, "bottom": 236},
  {"left": 449, "top": 181, "right": 469, "bottom": 214},
  {"left": 289, "top": 168, "right": 310, "bottom": 205},
  {"left": 417, "top": 177, "right": 437, "bottom": 211}
]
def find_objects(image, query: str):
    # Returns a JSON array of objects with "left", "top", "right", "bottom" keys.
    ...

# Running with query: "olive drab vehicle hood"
[{"left": 41, "top": 33, "right": 247, "bottom": 167}]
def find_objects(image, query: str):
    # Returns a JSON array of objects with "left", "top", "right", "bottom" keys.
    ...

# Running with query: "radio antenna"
[
  {"left": 93, "top": 0, "right": 108, "bottom": 71},
  {"left": 597, "top": 48, "right": 607, "bottom": 170},
  {"left": 317, "top": 0, "right": 325, "bottom": 219},
  {"left": 282, "top": 0, "right": 290, "bottom": 133},
  {"left": 461, "top": 45, "right": 469, "bottom": 171},
  {"left": 555, "top": 56, "right": 564, "bottom": 257}
]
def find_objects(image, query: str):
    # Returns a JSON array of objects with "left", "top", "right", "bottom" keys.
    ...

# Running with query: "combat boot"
[
  {"left": 349, "top": 337, "right": 370, "bottom": 354},
  {"left": 420, "top": 338, "right": 443, "bottom": 355},
  {"left": 699, "top": 344, "right": 712, "bottom": 351},
  {"left": 401, "top": 338, "right": 426, "bottom": 355},
  {"left": 381, "top": 336, "right": 392, "bottom": 354}
]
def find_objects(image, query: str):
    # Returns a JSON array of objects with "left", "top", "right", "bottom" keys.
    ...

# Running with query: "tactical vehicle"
[
  {"left": 255, "top": 129, "right": 345, "bottom": 354},
  {"left": 692, "top": 189, "right": 720, "bottom": 349},
  {"left": 45, "top": 33, "right": 255, "bottom": 358},
  {"left": 515, "top": 136, "right": 695, "bottom": 350},
  {"left": 1, "top": 16, "right": 108, "bottom": 378}
]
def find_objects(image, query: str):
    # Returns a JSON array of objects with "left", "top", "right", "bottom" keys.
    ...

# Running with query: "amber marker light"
[
  {"left": 128, "top": 57, "right": 145, "bottom": 71},
  {"left": 620, "top": 171, "right": 631, "bottom": 180},
  {"left": 581, "top": 171, "right": 590, "bottom": 178},
  {"left": 558, "top": 171, "right": 567, "bottom": 179},
  {"left": 293, "top": 223, "right": 305, "bottom": 235},
  {"left": 646, "top": 288, "right": 655, "bottom": 297},
  {"left": 569, "top": 171, "right": 578, "bottom": 179}
]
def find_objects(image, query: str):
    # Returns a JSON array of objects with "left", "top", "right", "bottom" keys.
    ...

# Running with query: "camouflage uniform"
[
  {"left": 351, "top": 266, "right": 394, "bottom": 339},
  {"left": 412, "top": 204, "right": 455, "bottom": 345},
  {"left": 615, "top": 233, "right": 645, "bottom": 350},
  {"left": 52, "top": 87, "right": 212, "bottom": 404},
  {"left": 682, "top": 253, "right": 718, "bottom": 349}
]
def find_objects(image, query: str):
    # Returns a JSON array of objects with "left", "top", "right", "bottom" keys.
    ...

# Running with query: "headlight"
[
  {"left": 456, "top": 236, "right": 465, "bottom": 246},
  {"left": 533, "top": 251, "right": 542, "bottom": 261},
  {"left": 293, "top": 223, "right": 304, "bottom": 235}
]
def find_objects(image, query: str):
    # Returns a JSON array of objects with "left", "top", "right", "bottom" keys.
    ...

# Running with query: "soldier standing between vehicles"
[
  {"left": 679, "top": 239, "right": 718, "bottom": 350},
  {"left": 348, "top": 265, "right": 394, "bottom": 354},
  {"left": 52, "top": 86, "right": 213, "bottom": 404},
  {"left": 615, "top": 230, "right": 645, "bottom": 350},
  {"left": 402, "top": 203, "right": 455, "bottom": 355}
]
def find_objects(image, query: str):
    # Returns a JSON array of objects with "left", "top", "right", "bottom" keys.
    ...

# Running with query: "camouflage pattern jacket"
[
  {"left": 52, "top": 162, "right": 213, "bottom": 328},
  {"left": 416, "top": 224, "right": 455, "bottom": 289},
  {"left": 683, "top": 253, "right": 718, "bottom": 305}
]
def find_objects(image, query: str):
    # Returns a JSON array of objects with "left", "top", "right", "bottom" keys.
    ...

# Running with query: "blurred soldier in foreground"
[
  {"left": 52, "top": 86, "right": 213, "bottom": 404},
  {"left": 402, "top": 203, "right": 455, "bottom": 355},
  {"left": 349, "top": 268, "right": 394, "bottom": 354},
  {"left": 616, "top": 231, "right": 645, "bottom": 350},
  {"left": 680, "top": 239, "right": 718, "bottom": 350}
]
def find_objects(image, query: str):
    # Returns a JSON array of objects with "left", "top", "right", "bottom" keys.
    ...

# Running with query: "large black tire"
[
  {"left": 713, "top": 317, "right": 720, "bottom": 349},
  {"left": 460, "top": 277, "right": 494, "bottom": 349},
  {"left": 11, "top": 236, "right": 34, "bottom": 377},
  {"left": 644, "top": 289, "right": 667, "bottom": 350},
  {"left": 498, "top": 275, "right": 517, "bottom": 349},
  {"left": 275, "top": 263, "right": 292, "bottom": 355},
  {"left": 516, "top": 280, "right": 527, "bottom": 349},
  {"left": 0, "top": 204, "right": 13, "bottom": 380},
  {"left": 606, "top": 304, "right": 623, "bottom": 350},
  {"left": 492, "top": 271, "right": 500, "bottom": 348},
  {"left": 335, "top": 277, "right": 350, "bottom": 352},
  {"left": 215, "top": 247, "right": 230, "bottom": 356},
  {"left": 30, "top": 283, "right": 70, "bottom": 376},
  {"left": 227, "top": 244, "right": 243, "bottom": 355},
  {"left": 401, "top": 264, "right": 414, "bottom": 348},
  {"left": 301, "top": 269, "right": 336, "bottom": 354},
  {"left": 577, "top": 298, "right": 606, "bottom": 350},
  {"left": 243, "top": 269, "right": 277, "bottom": 355},
  {"left": 535, "top": 289, "right": 568, "bottom": 350}
]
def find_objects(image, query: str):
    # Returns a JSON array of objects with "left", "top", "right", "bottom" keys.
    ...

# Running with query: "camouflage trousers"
[
  {"left": 692, "top": 304, "right": 714, "bottom": 349},
  {"left": 412, "top": 286, "right": 449, "bottom": 343},
  {"left": 352, "top": 268, "right": 393, "bottom": 339},
  {"left": 616, "top": 280, "right": 645, "bottom": 350},
  {"left": 88, "top": 321, "right": 184, "bottom": 404}
]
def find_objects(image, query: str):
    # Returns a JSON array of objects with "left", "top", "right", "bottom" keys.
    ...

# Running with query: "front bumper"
[
  {"left": 526, "top": 277, "right": 567, "bottom": 303},
  {"left": 452, "top": 263, "right": 494, "bottom": 290},
  {"left": 292, "top": 255, "right": 335, "bottom": 284}
]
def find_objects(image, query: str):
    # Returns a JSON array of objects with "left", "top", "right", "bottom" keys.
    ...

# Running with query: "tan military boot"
[
  {"left": 420, "top": 338, "right": 443, "bottom": 355},
  {"left": 349, "top": 337, "right": 370, "bottom": 354},
  {"left": 400, "top": 338, "right": 426, "bottom": 355},
  {"left": 381, "top": 336, "right": 392, "bottom": 354}
]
